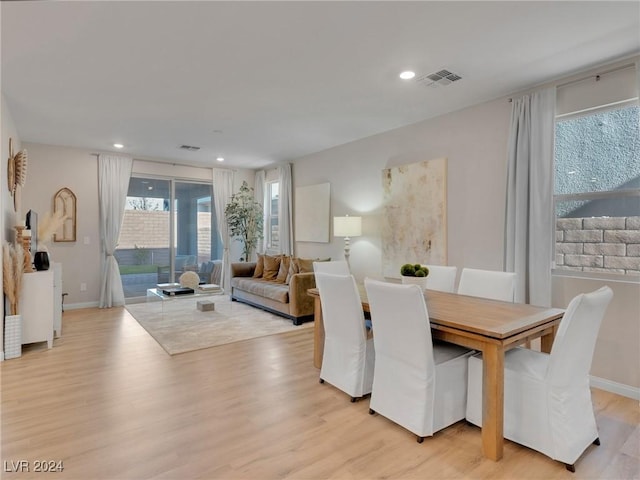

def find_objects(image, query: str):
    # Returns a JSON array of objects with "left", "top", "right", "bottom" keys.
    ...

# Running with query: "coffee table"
[{"left": 146, "top": 286, "right": 224, "bottom": 313}]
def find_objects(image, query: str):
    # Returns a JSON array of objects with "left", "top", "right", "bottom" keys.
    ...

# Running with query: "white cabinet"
[
  {"left": 20, "top": 270, "right": 54, "bottom": 348},
  {"left": 53, "top": 263, "right": 62, "bottom": 337}
]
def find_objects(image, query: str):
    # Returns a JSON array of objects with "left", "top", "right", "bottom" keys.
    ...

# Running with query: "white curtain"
[
  {"left": 277, "top": 163, "right": 294, "bottom": 255},
  {"left": 254, "top": 170, "right": 267, "bottom": 254},
  {"left": 213, "top": 169, "right": 234, "bottom": 293},
  {"left": 504, "top": 87, "right": 556, "bottom": 306},
  {"left": 98, "top": 154, "right": 133, "bottom": 308}
]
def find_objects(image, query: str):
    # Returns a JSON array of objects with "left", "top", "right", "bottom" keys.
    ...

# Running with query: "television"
[{"left": 25, "top": 209, "right": 37, "bottom": 262}]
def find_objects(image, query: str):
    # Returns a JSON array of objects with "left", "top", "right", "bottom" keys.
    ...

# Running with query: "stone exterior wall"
[{"left": 556, "top": 216, "right": 640, "bottom": 274}]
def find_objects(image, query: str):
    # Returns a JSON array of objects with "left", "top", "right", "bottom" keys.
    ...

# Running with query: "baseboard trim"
[
  {"left": 590, "top": 375, "right": 640, "bottom": 400},
  {"left": 65, "top": 301, "right": 100, "bottom": 310}
]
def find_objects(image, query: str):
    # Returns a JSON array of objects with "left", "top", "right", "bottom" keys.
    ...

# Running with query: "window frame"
[
  {"left": 552, "top": 99, "right": 640, "bottom": 282},
  {"left": 265, "top": 180, "right": 280, "bottom": 254}
]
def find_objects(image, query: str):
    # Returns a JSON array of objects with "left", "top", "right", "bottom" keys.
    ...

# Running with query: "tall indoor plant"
[{"left": 224, "top": 181, "right": 264, "bottom": 262}]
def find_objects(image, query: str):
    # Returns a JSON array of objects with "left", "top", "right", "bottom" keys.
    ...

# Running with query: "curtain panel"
[
  {"left": 212, "top": 169, "right": 234, "bottom": 293},
  {"left": 504, "top": 87, "right": 556, "bottom": 306},
  {"left": 277, "top": 164, "right": 294, "bottom": 255},
  {"left": 254, "top": 170, "right": 267, "bottom": 254},
  {"left": 98, "top": 154, "right": 133, "bottom": 308}
]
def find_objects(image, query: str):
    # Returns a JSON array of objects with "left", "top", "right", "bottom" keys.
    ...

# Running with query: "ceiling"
[{"left": 2, "top": 1, "right": 639, "bottom": 170}]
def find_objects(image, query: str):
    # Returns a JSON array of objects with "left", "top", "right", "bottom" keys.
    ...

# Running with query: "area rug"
[{"left": 125, "top": 295, "right": 312, "bottom": 355}]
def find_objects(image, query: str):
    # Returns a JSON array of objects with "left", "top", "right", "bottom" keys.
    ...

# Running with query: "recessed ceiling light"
[
  {"left": 113, "top": 143, "right": 124, "bottom": 149},
  {"left": 399, "top": 71, "right": 416, "bottom": 80},
  {"left": 216, "top": 157, "right": 224, "bottom": 162}
]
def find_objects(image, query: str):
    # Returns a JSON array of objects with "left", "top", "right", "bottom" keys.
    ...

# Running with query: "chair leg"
[
  {"left": 319, "top": 378, "right": 324, "bottom": 384},
  {"left": 369, "top": 408, "right": 375, "bottom": 415},
  {"left": 417, "top": 436, "right": 424, "bottom": 444},
  {"left": 593, "top": 437, "right": 601, "bottom": 446},
  {"left": 565, "top": 464, "right": 575, "bottom": 473},
  {"left": 350, "top": 397, "right": 357, "bottom": 403}
]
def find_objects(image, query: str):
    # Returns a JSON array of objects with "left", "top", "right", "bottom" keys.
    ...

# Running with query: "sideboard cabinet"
[{"left": 20, "top": 263, "right": 62, "bottom": 348}]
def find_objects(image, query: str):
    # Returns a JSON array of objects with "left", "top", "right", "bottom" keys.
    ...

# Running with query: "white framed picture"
[{"left": 295, "top": 182, "right": 330, "bottom": 243}]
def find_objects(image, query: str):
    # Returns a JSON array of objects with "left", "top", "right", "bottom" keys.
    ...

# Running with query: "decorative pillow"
[
  {"left": 276, "top": 255, "right": 291, "bottom": 283},
  {"left": 262, "top": 254, "right": 281, "bottom": 280},
  {"left": 295, "top": 257, "right": 315, "bottom": 273},
  {"left": 286, "top": 258, "right": 300, "bottom": 284},
  {"left": 253, "top": 254, "right": 264, "bottom": 278}
]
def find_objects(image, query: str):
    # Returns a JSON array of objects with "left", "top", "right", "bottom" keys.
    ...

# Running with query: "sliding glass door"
[{"left": 116, "top": 177, "right": 221, "bottom": 301}]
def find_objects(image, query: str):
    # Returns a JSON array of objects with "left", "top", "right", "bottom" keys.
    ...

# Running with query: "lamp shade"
[{"left": 333, "top": 216, "right": 362, "bottom": 237}]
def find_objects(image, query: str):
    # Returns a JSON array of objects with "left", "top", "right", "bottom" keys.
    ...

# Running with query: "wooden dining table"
[{"left": 307, "top": 286, "right": 564, "bottom": 462}]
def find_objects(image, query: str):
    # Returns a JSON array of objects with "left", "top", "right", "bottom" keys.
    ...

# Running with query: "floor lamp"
[{"left": 333, "top": 215, "right": 362, "bottom": 265}]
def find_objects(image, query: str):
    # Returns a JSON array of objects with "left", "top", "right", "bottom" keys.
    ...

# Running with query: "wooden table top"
[{"left": 307, "top": 287, "right": 564, "bottom": 341}]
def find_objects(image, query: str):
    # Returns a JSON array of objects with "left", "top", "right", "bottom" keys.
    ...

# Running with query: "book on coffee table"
[
  {"left": 161, "top": 286, "right": 194, "bottom": 296},
  {"left": 197, "top": 283, "right": 222, "bottom": 292}
]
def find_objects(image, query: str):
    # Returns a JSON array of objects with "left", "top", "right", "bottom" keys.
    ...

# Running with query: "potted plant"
[
  {"left": 400, "top": 263, "right": 430, "bottom": 290},
  {"left": 225, "top": 181, "right": 264, "bottom": 262}
]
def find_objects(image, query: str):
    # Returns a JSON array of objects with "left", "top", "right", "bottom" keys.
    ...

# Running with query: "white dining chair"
[
  {"left": 315, "top": 272, "right": 374, "bottom": 402},
  {"left": 423, "top": 265, "right": 458, "bottom": 293},
  {"left": 466, "top": 286, "right": 613, "bottom": 472},
  {"left": 457, "top": 267, "right": 516, "bottom": 302},
  {"left": 364, "top": 278, "right": 473, "bottom": 442},
  {"left": 313, "top": 260, "right": 350, "bottom": 275}
]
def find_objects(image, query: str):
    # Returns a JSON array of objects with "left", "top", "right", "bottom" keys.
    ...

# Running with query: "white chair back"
[
  {"left": 313, "top": 260, "right": 350, "bottom": 275},
  {"left": 315, "top": 272, "right": 373, "bottom": 397},
  {"left": 547, "top": 286, "right": 613, "bottom": 387},
  {"left": 364, "top": 278, "right": 435, "bottom": 376},
  {"left": 457, "top": 268, "right": 516, "bottom": 302},
  {"left": 423, "top": 265, "right": 457, "bottom": 293}
]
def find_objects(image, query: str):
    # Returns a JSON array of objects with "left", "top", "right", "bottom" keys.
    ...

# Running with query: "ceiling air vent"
[
  {"left": 179, "top": 145, "right": 201, "bottom": 151},
  {"left": 416, "top": 69, "right": 462, "bottom": 88}
]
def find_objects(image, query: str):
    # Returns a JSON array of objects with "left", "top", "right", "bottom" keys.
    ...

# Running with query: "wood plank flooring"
[{"left": 1, "top": 306, "right": 638, "bottom": 479}]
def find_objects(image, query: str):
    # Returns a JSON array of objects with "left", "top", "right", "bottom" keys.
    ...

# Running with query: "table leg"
[
  {"left": 540, "top": 324, "right": 558, "bottom": 354},
  {"left": 482, "top": 343, "right": 504, "bottom": 461},
  {"left": 313, "top": 297, "right": 324, "bottom": 369}
]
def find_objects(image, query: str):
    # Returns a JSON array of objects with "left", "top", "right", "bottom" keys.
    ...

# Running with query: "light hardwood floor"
[{"left": 1, "top": 306, "right": 638, "bottom": 479}]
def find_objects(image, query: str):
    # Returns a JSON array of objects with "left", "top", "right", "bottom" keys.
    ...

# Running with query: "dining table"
[{"left": 307, "top": 286, "right": 564, "bottom": 462}]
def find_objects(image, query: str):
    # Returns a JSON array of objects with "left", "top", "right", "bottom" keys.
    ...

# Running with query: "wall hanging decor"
[
  {"left": 381, "top": 158, "right": 448, "bottom": 278},
  {"left": 53, "top": 187, "right": 77, "bottom": 242},
  {"left": 7, "top": 137, "right": 28, "bottom": 211},
  {"left": 294, "top": 182, "right": 330, "bottom": 243}
]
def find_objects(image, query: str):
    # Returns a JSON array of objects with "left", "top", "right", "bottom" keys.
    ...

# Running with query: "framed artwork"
[
  {"left": 381, "top": 158, "right": 447, "bottom": 277},
  {"left": 295, "top": 182, "right": 330, "bottom": 242},
  {"left": 53, "top": 187, "right": 77, "bottom": 242}
]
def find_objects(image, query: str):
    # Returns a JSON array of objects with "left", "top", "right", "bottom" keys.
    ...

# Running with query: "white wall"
[
  {"left": 20, "top": 144, "right": 101, "bottom": 308},
  {"left": 21, "top": 144, "right": 254, "bottom": 308},
  {"left": 293, "top": 96, "right": 511, "bottom": 280}
]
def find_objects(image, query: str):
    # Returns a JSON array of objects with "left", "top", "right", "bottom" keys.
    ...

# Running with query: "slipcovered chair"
[
  {"left": 457, "top": 267, "right": 516, "bottom": 302},
  {"left": 364, "top": 278, "right": 473, "bottom": 442},
  {"left": 316, "top": 272, "right": 375, "bottom": 402},
  {"left": 423, "top": 265, "right": 458, "bottom": 293},
  {"left": 313, "top": 260, "right": 350, "bottom": 275},
  {"left": 466, "top": 286, "right": 613, "bottom": 472}
]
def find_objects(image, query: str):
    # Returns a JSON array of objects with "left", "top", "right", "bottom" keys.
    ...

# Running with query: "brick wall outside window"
[{"left": 556, "top": 216, "right": 640, "bottom": 274}]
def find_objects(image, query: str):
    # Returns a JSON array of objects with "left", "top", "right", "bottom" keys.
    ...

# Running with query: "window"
[
  {"left": 116, "top": 177, "right": 221, "bottom": 300},
  {"left": 554, "top": 103, "right": 640, "bottom": 276},
  {"left": 266, "top": 181, "right": 279, "bottom": 252}
]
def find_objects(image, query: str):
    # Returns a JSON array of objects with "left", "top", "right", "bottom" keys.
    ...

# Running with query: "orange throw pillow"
[
  {"left": 276, "top": 256, "right": 291, "bottom": 283},
  {"left": 262, "top": 254, "right": 281, "bottom": 280},
  {"left": 253, "top": 254, "right": 264, "bottom": 278}
]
